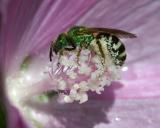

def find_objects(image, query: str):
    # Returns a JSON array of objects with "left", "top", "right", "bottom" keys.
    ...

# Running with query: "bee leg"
[
  {"left": 57, "top": 50, "right": 63, "bottom": 67},
  {"left": 88, "top": 50, "right": 93, "bottom": 63},
  {"left": 76, "top": 45, "right": 82, "bottom": 65},
  {"left": 96, "top": 40, "right": 105, "bottom": 66},
  {"left": 100, "top": 56, "right": 105, "bottom": 67}
]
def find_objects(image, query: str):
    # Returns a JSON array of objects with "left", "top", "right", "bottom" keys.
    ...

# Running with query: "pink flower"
[{"left": 1, "top": 0, "right": 160, "bottom": 128}]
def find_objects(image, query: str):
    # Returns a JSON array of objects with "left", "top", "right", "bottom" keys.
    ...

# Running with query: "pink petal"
[
  {"left": 0, "top": 0, "right": 96, "bottom": 128},
  {"left": 1, "top": 0, "right": 160, "bottom": 128},
  {"left": 0, "top": 0, "right": 96, "bottom": 72},
  {"left": 78, "top": 0, "right": 160, "bottom": 99}
]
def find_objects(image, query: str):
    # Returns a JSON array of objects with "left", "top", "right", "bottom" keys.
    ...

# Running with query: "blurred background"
[{"left": 0, "top": 0, "right": 160, "bottom": 128}]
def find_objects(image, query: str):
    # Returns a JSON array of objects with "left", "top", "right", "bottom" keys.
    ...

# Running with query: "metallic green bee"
[{"left": 49, "top": 26, "right": 136, "bottom": 66}]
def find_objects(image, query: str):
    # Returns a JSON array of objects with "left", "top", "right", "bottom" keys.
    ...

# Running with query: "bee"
[{"left": 49, "top": 26, "right": 136, "bottom": 66}]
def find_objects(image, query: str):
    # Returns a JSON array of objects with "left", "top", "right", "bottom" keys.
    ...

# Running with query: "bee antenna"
[{"left": 49, "top": 42, "right": 53, "bottom": 61}]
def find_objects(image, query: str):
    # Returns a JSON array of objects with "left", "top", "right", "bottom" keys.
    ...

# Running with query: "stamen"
[{"left": 49, "top": 39, "right": 122, "bottom": 103}]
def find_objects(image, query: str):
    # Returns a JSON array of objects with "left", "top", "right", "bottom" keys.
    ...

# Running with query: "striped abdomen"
[{"left": 96, "top": 33, "right": 126, "bottom": 66}]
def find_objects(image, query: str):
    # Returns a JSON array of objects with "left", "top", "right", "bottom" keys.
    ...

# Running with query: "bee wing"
[{"left": 81, "top": 27, "right": 137, "bottom": 38}]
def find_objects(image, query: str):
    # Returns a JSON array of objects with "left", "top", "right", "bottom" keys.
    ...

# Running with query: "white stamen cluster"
[{"left": 49, "top": 39, "right": 121, "bottom": 104}]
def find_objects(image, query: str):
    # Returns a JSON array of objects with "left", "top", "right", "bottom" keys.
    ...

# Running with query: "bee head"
[
  {"left": 53, "top": 33, "right": 77, "bottom": 54},
  {"left": 52, "top": 33, "right": 69, "bottom": 54}
]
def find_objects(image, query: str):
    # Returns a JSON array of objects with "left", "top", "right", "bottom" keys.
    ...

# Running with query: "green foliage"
[{"left": 0, "top": 103, "right": 7, "bottom": 128}]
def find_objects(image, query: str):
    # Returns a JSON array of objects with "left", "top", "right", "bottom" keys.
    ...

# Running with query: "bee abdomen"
[{"left": 96, "top": 33, "right": 126, "bottom": 66}]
